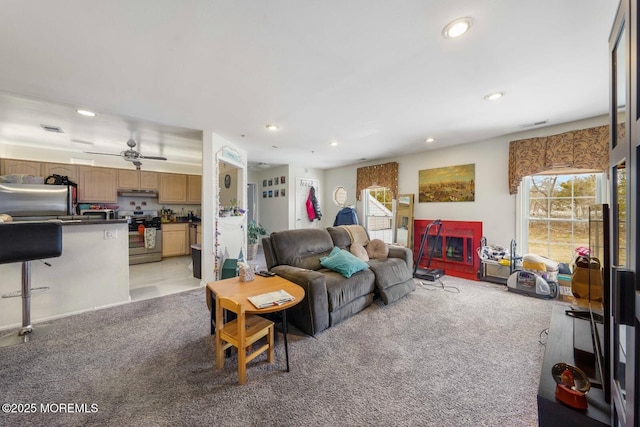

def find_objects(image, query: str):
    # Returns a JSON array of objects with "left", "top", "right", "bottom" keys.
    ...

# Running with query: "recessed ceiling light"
[
  {"left": 330, "top": 140, "right": 339, "bottom": 147},
  {"left": 265, "top": 124, "right": 279, "bottom": 131},
  {"left": 425, "top": 137, "right": 435, "bottom": 143},
  {"left": 442, "top": 17, "right": 473, "bottom": 39},
  {"left": 484, "top": 92, "right": 505, "bottom": 101},
  {"left": 76, "top": 109, "right": 96, "bottom": 117}
]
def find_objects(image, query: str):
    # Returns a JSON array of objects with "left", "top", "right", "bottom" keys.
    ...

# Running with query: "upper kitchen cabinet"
[
  {"left": 140, "top": 171, "right": 159, "bottom": 191},
  {"left": 117, "top": 169, "right": 138, "bottom": 190},
  {"left": 158, "top": 173, "right": 201, "bottom": 203},
  {"left": 41, "top": 163, "right": 78, "bottom": 182},
  {"left": 77, "top": 166, "right": 117, "bottom": 203},
  {"left": 159, "top": 173, "right": 187, "bottom": 203},
  {"left": 1, "top": 159, "right": 41, "bottom": 176},
  {"left": 187, "top": 175, "right": 202, "bottom": 203},
  {"left": 117, "top": 170, "right": 159, "bottom": 191}
]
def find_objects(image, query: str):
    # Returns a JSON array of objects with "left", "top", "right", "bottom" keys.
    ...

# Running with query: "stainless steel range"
[{"left": 119, "top": 210, "right": 163, "bottom": 265}]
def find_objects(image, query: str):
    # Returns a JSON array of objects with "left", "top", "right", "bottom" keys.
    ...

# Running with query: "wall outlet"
[{"left": 104, "top": 229, "right": 118, "bottom": 239}]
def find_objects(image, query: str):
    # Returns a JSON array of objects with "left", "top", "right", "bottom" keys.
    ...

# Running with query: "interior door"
[{"left": 295, "top": 178, "right": 320, "bottom": 229}]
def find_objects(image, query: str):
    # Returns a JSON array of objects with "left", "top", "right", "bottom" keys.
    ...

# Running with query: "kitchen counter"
[
  {"left": 0, "top": 220, "right": 130, "bottom": 331},
  {"left": 9, "top": 217, "right": 128, "bottom": 226}
]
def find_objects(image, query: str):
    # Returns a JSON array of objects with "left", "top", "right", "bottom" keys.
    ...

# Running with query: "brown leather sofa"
[{"left": 262, "top": 226, "right": 415, "bottom": 336}]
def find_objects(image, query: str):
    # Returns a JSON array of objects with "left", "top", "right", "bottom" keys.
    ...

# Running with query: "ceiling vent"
[{"left": 41, "top": 124, "right": 64, "bottom": 133}]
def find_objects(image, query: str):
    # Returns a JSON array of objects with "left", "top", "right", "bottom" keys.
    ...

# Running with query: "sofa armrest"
[
  {"left": 387, "top": 245, "right": 413, "bottom": 270},
  {"left": 271, "top": 265, "right": 330, "bottom": 336}
]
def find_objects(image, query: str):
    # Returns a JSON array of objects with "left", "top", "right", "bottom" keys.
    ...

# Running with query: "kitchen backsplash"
[{"left": 116, "top": 195, "right": 201, "bottom": 218}]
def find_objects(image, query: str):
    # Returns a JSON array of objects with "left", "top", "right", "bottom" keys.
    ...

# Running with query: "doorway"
[{"left": 296, "top": 178, "right": 320, "bottom": 229}]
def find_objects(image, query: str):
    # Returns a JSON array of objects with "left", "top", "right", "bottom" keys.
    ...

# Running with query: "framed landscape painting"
[{"left": 418, "top": 163, "right": 475, "bottom": 202}]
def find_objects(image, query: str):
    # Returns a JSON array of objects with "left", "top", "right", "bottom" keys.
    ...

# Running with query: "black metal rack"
[{"left": 478, "top": 237, "right": 521, "bottom": 285}]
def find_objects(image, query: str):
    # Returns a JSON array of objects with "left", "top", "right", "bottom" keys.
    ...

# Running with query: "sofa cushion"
[
  {"left": 320, "top": 247, "right": 370, "bottom": 278},
  {"left": 323, "top": 268, "right": 376, "bottom": 312},
  {"left": 270, "top": 228, "right": 334, "bottom": 270},
  {"left": 350, "top": 243, "right": 369, "bottom": 261},
  {"left": 366, "top": 239, "right": 389, "bottom": 259},
  {"left": 368, "top": 257, "right": 415, "bottom": 304}
]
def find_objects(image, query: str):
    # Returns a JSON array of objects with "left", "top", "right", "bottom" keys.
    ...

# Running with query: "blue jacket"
[{"left": 333, "top": 207, "right": 358, "bottom": 226}]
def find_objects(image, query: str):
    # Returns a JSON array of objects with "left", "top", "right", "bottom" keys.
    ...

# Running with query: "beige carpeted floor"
[{"left": 0, "top": 276, "right": 560, "bottom": 427}]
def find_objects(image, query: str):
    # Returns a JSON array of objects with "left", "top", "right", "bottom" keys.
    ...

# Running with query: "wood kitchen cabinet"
[
  {"left": 1, "top": 159, "right": 41, "bottom": 176},
  {"left": 187, "top": 175, "right": 202, "bottom": 203},
  {"left": 118, "top": 170, "right": 159, "bottom": 191},
  {"left": 196, "top": 224, "right": 202, "bottom": 244},
  {"left": 159, "top": 173, "right": 187, "bottom": 203},
  {"left": 42, "top": 163, "right": 78, "bottom": 182},
  {"left": 117, "top": 169, "right": 138, "bottom": 189},
  {"left": 139, "top": 171, "right": 159, "bottom": 190},
  {"left": 77, "top": 166, "right": 117, "bottom": 202},
  {"left": 162, "top": 223, "right": 189, "bottom": 257}
]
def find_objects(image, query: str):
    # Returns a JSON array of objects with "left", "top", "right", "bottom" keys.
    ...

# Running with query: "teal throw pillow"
[{"left": 320, "top": 246, "right": 369, "bottom": 278}]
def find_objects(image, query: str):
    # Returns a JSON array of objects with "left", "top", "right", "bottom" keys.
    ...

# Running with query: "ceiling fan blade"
[
  {"left": 139, "top": 155, "right": 167, "bottom": 161},
  {"left": 84, "top": 151, "right": 122, "bottom": 157}
]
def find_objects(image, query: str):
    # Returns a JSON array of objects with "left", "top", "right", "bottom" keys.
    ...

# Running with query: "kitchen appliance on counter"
[
  {"left": 79, "top": 209, "right": 116, "bottom": 220},
  {"left": 119, "top": 210, "right": 162, "bottom": 265},
  {"left": 0, "top": 183, "right": 76, "bottom": 217}
]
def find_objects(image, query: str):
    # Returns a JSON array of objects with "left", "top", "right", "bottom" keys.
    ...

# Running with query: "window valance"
[
  {"left": 508, "top": 125, "right": 610, "bottom": 195},
  {"left": 356, "top": 162, "right": 398, "bottom": 201}
]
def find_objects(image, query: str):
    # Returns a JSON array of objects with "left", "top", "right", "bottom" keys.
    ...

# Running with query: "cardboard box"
[{"left": 557, "top": 274, "right": 574, "bottom": 303}]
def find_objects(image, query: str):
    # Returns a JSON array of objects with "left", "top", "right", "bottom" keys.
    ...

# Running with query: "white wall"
[
  {"left": 251, "top": 165, "right": 289, "bottom": 234},
  {"left": 322, "top": 114, "right": 609, "bottom": 248},
  {"left": 202, "top": 132, "right": 247, "bottom": 283}
]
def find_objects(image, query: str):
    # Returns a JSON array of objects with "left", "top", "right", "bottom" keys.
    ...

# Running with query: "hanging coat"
[
  {"left": 333, "top": 206, "right": 358, "bottom": 226},
  {"left": 306, "top": 186, "right": 322, "bottom": 221}
]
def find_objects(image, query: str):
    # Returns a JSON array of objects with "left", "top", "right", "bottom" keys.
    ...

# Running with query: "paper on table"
[{"left": 248, "top": 289, "right": 295, "bottom": 309}]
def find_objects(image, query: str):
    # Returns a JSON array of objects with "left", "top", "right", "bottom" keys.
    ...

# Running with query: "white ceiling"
[{"left": 0, "top": 0, "right": 619, "bottom": 171}]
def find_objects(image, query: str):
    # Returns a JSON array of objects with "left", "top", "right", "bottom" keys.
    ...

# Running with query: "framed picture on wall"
[
  {"left": 263, "top": 179, "right": 267, "bottom": 187},
  {"left": 275, "top": 177, "right": 279, "bottom": 185},
  {"left": 268, "top": 179, "right": 273, "bottom": 186},
  {"left": 275, "top": 189, "right": 279, "bottom": 197},
  {"left": 281, "top": 188, "right": 286, "bottom": 197},
  {"left": 268, "top": 190, "right": 273, "bottom": 197},
  {"left": 281, "top": 176, "right": 286, "bottom": 184},
  {"left": 262, "top": 191, "right": 267, "bottom": 198}
]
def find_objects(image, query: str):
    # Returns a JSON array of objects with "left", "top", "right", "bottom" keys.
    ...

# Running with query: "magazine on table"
[{"left": 248, "top": 289, "right": 295, "bottom": 309}]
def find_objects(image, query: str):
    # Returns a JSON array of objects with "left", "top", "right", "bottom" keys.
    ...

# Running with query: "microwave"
[{"left": 80, "top": 209, "right": 116, "bottom": 220}]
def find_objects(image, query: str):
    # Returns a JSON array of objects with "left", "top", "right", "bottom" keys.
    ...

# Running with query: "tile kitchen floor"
[
  {"left": 128, "top": 246, "right": 268, "bottom": 302},
  {"left": 129, "top": 255, "right": 202, "bottom": 302}
]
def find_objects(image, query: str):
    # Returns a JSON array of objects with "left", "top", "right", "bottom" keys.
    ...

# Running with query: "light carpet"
[{"left": 0, "top": 277, "right": 560, "bottom": 427}]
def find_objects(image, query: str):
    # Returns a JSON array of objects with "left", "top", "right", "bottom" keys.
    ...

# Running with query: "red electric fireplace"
[{"left": 413, "top": 219, "right": 482, "bottom": 281}]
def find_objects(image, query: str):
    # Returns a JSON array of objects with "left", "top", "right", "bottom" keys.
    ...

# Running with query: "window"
[
  {"left": 333, "top": 186, "right": 347, "bottom": 206},
  {"left": 520, "top": 173, "right": 606, "bottom": 264},
  {"left": 363, "top": 187, "right": 393, "bottom": 243}
]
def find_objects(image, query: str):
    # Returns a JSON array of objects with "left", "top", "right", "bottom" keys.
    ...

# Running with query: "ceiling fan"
[{"left": 85, "top": 138, "right": 167, "bottom": 169}]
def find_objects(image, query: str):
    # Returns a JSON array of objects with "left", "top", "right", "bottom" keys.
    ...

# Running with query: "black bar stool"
[{"left": 0, "top": 221, "right": 62, "bottom": 347}]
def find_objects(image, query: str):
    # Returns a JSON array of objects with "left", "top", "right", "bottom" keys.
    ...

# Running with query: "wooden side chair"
[{"left": 215, "top": 296, "right": 275, "bottom": 384}]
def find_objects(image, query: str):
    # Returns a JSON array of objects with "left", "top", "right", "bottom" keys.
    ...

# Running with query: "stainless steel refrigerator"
[{"left": 0, "top": 183, "right": 75, "bottom": 217}]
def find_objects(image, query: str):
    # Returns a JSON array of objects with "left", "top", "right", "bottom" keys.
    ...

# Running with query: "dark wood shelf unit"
[{"left": 537, "top": 305, "right": 611, "bottom": 426}]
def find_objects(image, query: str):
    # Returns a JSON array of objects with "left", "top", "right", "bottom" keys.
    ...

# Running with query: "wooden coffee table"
[{"left": 207, "top": 274, "right": 305, "bottom": 372}]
